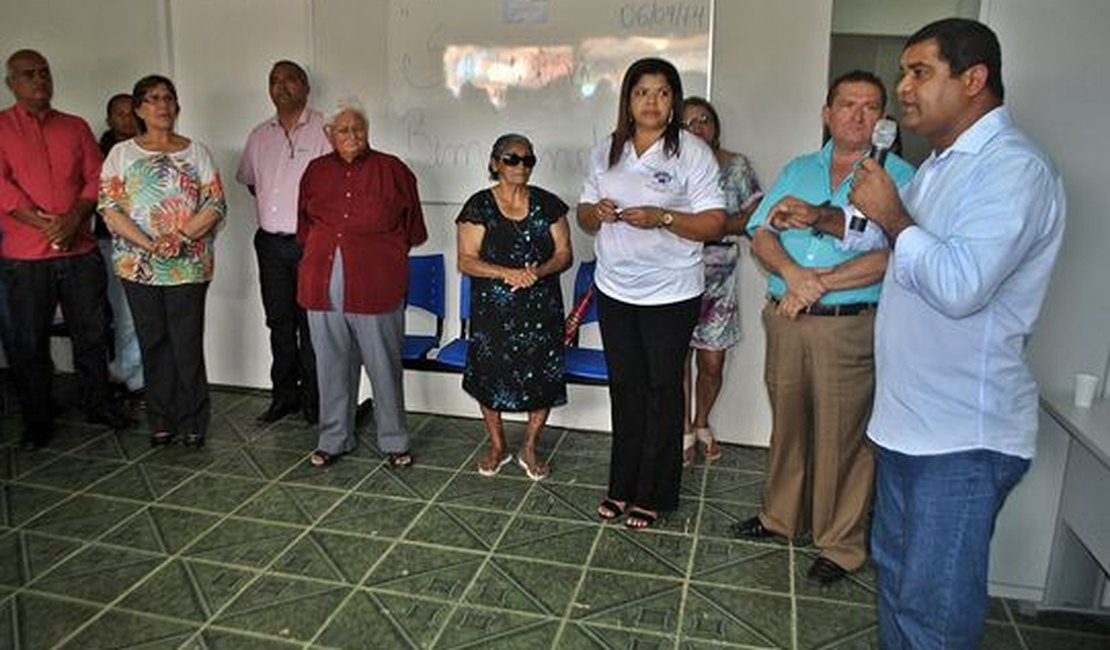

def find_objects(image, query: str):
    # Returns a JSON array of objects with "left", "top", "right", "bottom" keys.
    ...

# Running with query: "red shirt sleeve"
[
  {"left": 401, "top": 165, "right": 428, "bottom": 248},
  {"left": 0, "top": 132, "right": 35, "bottom": 214},
  {"left": 76, "top": 120, "right": 103, "bottom": 204}
]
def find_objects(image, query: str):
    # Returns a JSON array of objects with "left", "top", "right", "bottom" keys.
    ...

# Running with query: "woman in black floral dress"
[{"left": 456, "top": 134, "right": 573, "bottom": 480}]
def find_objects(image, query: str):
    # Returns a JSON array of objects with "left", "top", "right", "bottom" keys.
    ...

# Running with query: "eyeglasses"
[
  {"left": 683, "top": 115, "right": 712, "bottom": 129},
  {"left": 500, "top": 153, "right": 536, "bottom": 168},
  {"left": 142, "top": 93, "right": 177, "bottom": 105}
]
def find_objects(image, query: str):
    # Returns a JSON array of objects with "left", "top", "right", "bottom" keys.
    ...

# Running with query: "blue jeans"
[
  {"left": 98, "top": 239, "right": 144, "bottom": 391},
  {"left": 872, "top": 445, "right": 1029, "bottom": 650}
]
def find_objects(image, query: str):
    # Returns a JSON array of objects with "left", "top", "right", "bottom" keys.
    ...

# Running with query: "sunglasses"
[{"left": 500, "top": 153, "right": 537, "bottom": 168}]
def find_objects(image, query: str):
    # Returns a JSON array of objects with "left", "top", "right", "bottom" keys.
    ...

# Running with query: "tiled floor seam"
[
  {"left": 789, "top": 541, "right": 800, "bottom": 650},
  {"left": 675, "top": 459, "right": 710, "bottom": 649}
]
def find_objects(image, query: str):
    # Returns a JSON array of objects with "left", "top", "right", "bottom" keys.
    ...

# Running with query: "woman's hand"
[
  {"left": 595, "top": 199, "right": 622, "bottom": 224},
  {"left": 618, "top": 205, "right": 664, "bottom": 229},
  {"left": 152, "top": 233, "right": 183, "bottom": 258},
  {"left": 502, "top": 263, "right": 539, "bottom": 291}
]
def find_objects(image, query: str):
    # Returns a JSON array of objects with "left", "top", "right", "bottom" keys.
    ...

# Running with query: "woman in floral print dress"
[{"left": 680, "top": 97, "right": 762, "bottom": 466}]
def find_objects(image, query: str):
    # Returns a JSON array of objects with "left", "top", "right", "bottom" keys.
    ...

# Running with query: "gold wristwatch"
[{"left": 659, "top": 211, "right": 674, "bottom": 228}]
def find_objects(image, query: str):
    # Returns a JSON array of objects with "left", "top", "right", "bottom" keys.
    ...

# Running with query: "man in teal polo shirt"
[{"left": 733, "top": 70, "right": 915, "bottom": 585}]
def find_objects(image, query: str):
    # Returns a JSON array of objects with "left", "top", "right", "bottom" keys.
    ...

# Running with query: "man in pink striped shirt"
[{"left": 237, "top": 61, "right": 332, "bottom": 424}]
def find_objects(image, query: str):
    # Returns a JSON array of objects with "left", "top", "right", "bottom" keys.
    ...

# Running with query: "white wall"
[
  {"left": 832, "top": 0, "right": 978, "bottom": 35},
  {"left": 982, "top": 0, "right": 1110, "bottom": 398}
]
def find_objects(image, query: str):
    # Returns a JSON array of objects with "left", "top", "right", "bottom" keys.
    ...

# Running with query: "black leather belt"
[
  {"left": 260, "top": 230, "right": 297, "bottom": 239},
  {"left": 767, "top": 296, "right": 877, "bottom": 316}
]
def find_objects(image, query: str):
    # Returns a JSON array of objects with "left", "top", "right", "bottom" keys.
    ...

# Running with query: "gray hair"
[
  {"left": 327, "top": 97, "right": 369, "bottom": 128},
  {"left": 488, "top": 133, "right": 533, "bottom": 180}
]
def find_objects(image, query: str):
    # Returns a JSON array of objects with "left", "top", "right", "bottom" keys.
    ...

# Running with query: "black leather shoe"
[
  {"left": 729, "top": 516, "right": 778, "bottom": 540},
  {"left": 354, "top": 398, "right": 374, "bottom": 427},
  {"left": 806, "top": 557, "right": 848, "bottom": 586},
  {"left": 303, "top": 402, "right": 319, "bottom": 426},
  {"left": 87, "top": 405, "right": 135, "bottom": 430},
  {"left": 257, "top": 401, "right": 299, "bottom": 423}
]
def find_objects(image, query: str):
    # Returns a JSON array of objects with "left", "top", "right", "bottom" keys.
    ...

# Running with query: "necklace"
[{"left": 492, "top": 188, "right": 540, "bottom": 262}]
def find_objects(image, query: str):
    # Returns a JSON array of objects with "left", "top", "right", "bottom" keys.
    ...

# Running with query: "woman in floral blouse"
[
  {"left": 98, "top": 75, "right": 225, "bottom": 448},
  {"left": 680, "top": 96, "right": 762, "bottom": 466}
]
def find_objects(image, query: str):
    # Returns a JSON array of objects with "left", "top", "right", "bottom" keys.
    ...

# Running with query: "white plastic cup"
[{"left": 1074, "top": 373, "right": 1099, "bottom": 408}]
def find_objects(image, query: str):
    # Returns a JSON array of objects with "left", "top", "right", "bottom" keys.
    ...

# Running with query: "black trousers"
[
  {"left": 597, "top": 290, "right": 700, "bottom": 511},
  {"left": 3, "top": 251, "right": 113, "bottom": 431},
  {"left": 254, "top": 229, "right": 316, "bottom": 407},
  {"left": 123, "top": 280, "right": 210, "bottom": 438}
]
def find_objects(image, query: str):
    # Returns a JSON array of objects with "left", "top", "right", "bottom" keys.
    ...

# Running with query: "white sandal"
[
  {"left": 683, "top": 431, "right": 697, "bottom": 467},
  {"left": 477, "top": 452, "right": 512, "bottom": 477},
  {"left": 694, "top": 427, "right": 722, "bottom": 463}
]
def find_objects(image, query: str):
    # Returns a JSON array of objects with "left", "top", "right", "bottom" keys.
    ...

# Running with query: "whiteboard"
[{"left": 378, "top": 0, "right": 712, "bottom": 202}]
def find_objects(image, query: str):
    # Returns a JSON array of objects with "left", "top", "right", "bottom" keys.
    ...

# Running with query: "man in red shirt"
[
  {"left": 0, "top": 49, "right": 131, "bottom": 447},
  {"left": 297, "top": 102, "right": 427, "bottom": 468}
]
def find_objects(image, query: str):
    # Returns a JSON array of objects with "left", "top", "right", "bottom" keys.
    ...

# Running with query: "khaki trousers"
[{"left": 759, "top": 303, "right": 876, "bottom": 570}]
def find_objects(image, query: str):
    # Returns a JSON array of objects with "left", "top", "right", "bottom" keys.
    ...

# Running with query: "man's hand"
[
  {"left": 775, "top": 292, "right": 810, "bottom": 319},
  {"left": 767, "top": 196, "right": 821, "bottom": 231},
  {"left": 849, "top": 158, "right": 914, "bottom": 239},
  {"left": 781, "top": 265, "right": 826, "bottom": 307},
  {"left": 39, "top": 210, "right": 82, "bottom": 250}
]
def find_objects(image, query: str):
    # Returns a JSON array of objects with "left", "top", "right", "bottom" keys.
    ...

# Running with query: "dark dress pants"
[
  {"left": 597, "top": 290, "right": 700, "bottom": 512},
  {"left": 3, "top": 251, "right": 112, "bottom": 434},
  {"left": 254, "top": 229, "right": 317, "bottom": 407},
  {"left": 123, "top": 280, "right": 210, "bottom": 438}
]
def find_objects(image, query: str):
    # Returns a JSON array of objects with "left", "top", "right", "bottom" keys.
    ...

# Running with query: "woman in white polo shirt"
[{"left": 577, "top": 58, "right": 726, "bottom": 529}]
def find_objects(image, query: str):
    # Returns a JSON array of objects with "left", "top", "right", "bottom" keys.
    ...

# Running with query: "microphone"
[{"left": 849, "top": 117, "right": 899, "bottom": 233}]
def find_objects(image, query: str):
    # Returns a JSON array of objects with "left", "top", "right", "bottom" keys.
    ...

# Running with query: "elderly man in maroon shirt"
[
  {"left": 0, "top": 49, "right": 131, "bottom": 447},
  {"left": 298, "top": 101, "right": 427, "bottom": 468}
]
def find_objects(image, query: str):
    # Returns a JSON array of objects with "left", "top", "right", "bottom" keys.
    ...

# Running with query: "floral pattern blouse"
[{"left": 98, "top": 139, "right": 225, "bottom": 285}]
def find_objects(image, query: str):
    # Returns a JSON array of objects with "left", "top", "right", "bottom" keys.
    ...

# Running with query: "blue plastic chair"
[
  {"left": 564, "top": 260, "right": 609, "bottom": 384},
  {"left": 402, "top": 254, "right": 446, "bottom": 363},
  {"left": 434, "top": 274, "right": 471, "bottom": 369}
]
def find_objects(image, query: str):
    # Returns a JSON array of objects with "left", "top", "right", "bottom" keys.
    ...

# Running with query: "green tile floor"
[{"left": 1, "top": 383, "right": 1108, "bottom": 649}]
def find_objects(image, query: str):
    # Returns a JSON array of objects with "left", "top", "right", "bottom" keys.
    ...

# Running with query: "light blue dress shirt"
[
  {"left": 849, "top": 107, "right": 1066, "bottom": 459},
  {"left": 748, "top": 140, "right": 916, "bottom": 304}
]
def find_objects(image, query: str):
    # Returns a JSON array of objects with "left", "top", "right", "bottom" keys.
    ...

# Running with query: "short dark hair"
[
  {"left": 826, "top": 70, "right": 887, "bottom": 111},
  {"left": 105, "top": 93, "right": 131, "bottom": 116},
  {"left": 271, "top": 60, "right": 309, "bottom": 86},
  {"left": 609, "top": 57, "right": 684, "bottom": 168},
  {"left": 488, "top": 133, "right": 533, "bottom": 180},
  {"left": 682, "top": 96, "right": 721, "bottom": 150},
  {"left": 906, "top": 18, "right": 1004, "bottom": 102},
  {"left": 131, "top": 75, "right": 179, "bottom": 133}
]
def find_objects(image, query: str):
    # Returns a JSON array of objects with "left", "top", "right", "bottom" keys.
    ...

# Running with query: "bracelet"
[{"left": 177, "top": 228, "right": 193, "bottom": 244}]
